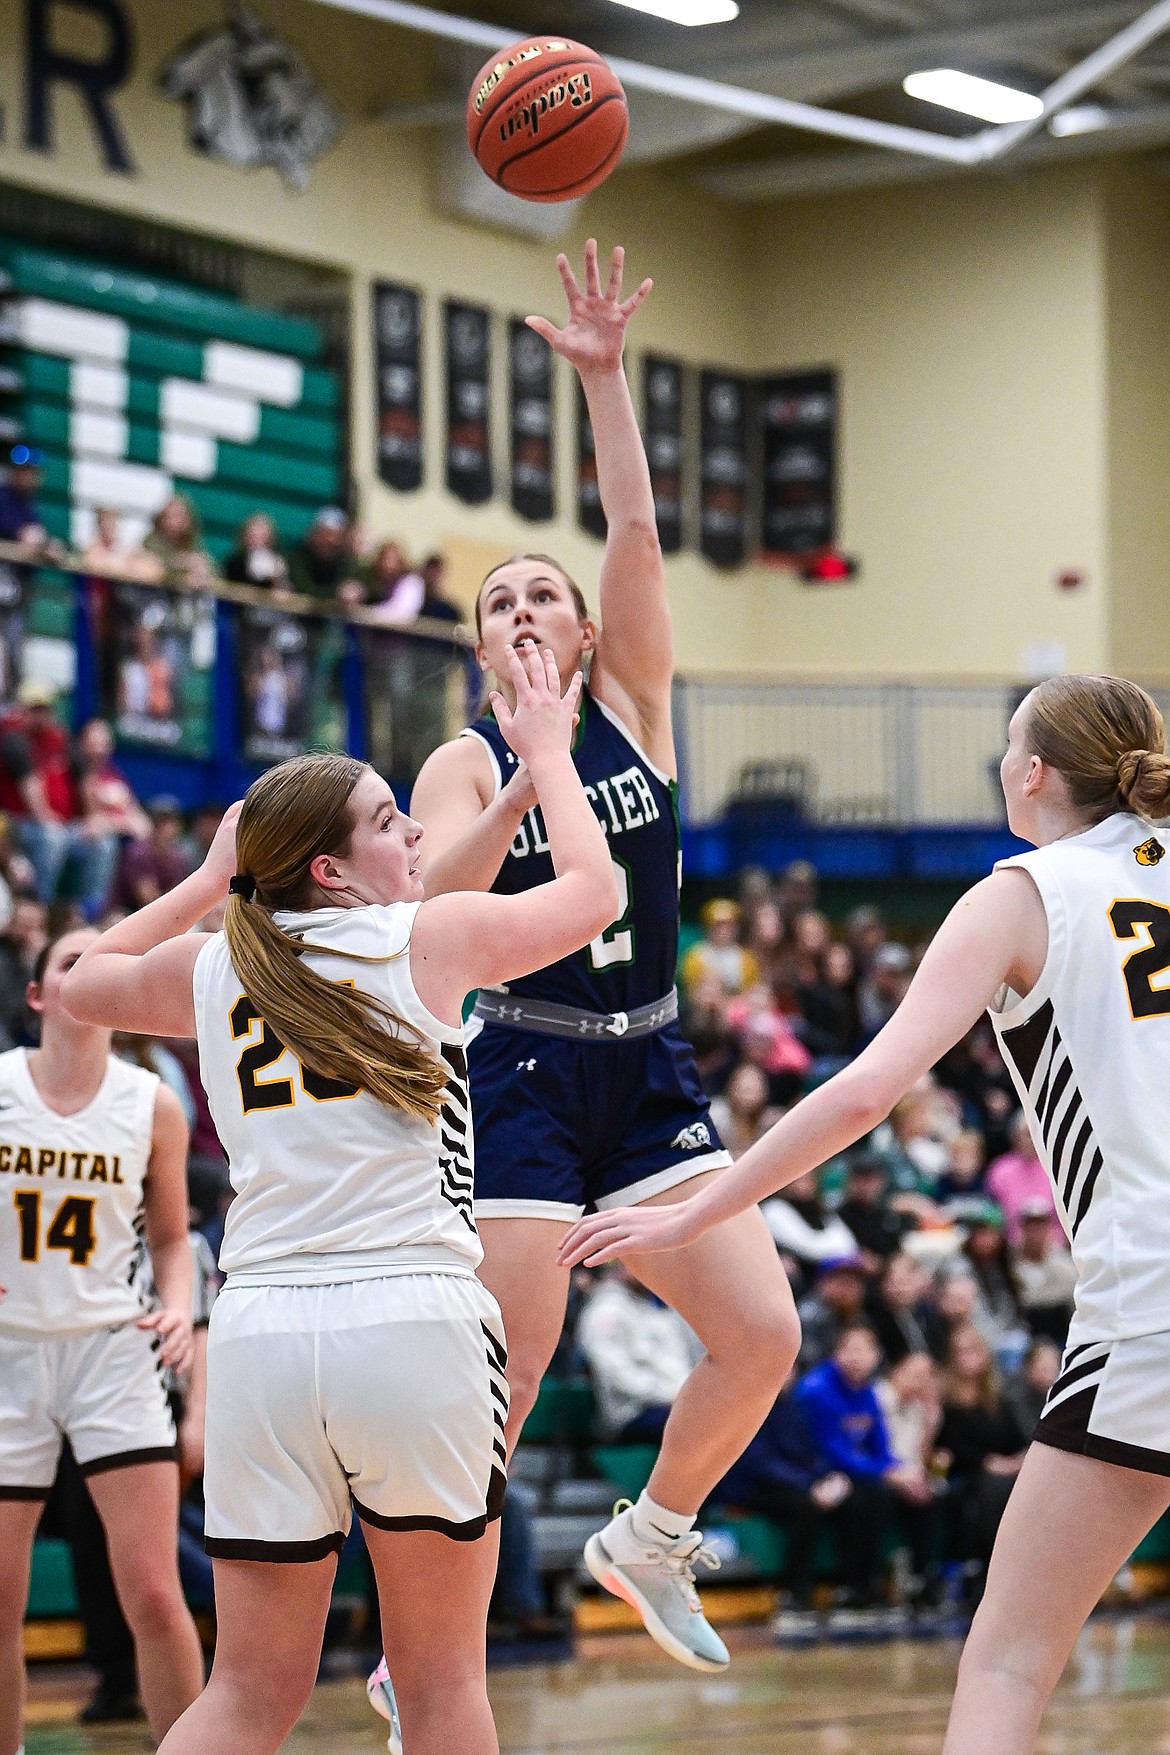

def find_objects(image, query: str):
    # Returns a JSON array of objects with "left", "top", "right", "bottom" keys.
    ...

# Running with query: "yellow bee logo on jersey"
[{"left": 1134, "top": 837, "right": 1166, "bottom": 866}]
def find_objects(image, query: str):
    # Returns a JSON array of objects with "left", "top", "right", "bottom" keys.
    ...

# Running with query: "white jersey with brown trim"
[
  {"left": 193, "top": 901, "right": 481, "bottom": 1281},
  {"left": 989, "top": 812, "right": 1170, "bottom": 1348},
  {"left": 0, "top": 1049, "right": 158, "bottom": 1335}
]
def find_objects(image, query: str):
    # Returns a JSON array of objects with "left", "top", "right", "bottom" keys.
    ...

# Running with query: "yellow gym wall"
[
  {"left": 0, "top": 0, "right": 1163, "bottom": 680},
  {"left": 1103, "top": 161, "right": 1170, "bottom": 677},
  {"left": 743, "top": 167, "right": 1108, "bottom": 678}
]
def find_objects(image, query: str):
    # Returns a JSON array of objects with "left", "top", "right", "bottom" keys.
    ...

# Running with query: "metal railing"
[
  {"left": 673, "top": 674, "right": 1170, "bottom": 829},
  {"left": 7, "top": 536, "right": 1169, "bottom": 833},
  {"left": 0, "top": 538, "right": 475, "bottom": 799}
]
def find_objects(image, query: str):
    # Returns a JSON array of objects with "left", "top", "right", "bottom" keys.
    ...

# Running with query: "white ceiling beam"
[
  {"left": 675, "top": 3, "right": 1142, "bottom": 106},
  {"left": 700, "top": 97, "right": 1170, "bottom": 200},
  {"left": 972, "top": 0, "right": 1170, "bottom": 160},
  {"left": 311, "top": 0, "right": 1170, "bottom": 172}
]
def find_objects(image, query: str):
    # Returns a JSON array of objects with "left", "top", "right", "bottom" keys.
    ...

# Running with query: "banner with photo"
[
  {"left": 237, "top": 604, "right": 346, "bottom": 765},
  {"left": 101, "top": 582, "right": 217, "bottom": 758},
  {"left": 700, "top": 371, "right": 749, "bottom": 568},
  {"left": 576, "top": 380, "right": 606, "bottom": 539},
  {"left": 0, "top": 560, "right": 24, "bottom": 704},
  {"left": 445, "top": 302, "right": 492, "bottom": 504},
  {"left": 643, "top": 354, "right": 684, "bottom": 555},
  {"left": 373, "top": 281, "right": 424, "bottom": 492},
  {"left": 509, "top": 319, "right": 555, "bottom": 523},
  {"left": 760, "top": 370, "right": 837, "bottom": 563}
]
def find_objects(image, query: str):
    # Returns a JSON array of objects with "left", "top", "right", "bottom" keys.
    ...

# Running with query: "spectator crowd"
[
  {"left": 571, "top": 859, "right": 1076, "bottom": 1632},
  {"left": 1, "top": 446, "right": 1079, "bottom": 1652}
]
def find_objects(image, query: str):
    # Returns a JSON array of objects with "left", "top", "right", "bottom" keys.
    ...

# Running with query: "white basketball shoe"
[
  {"left": 365, "top": 1656, "right": 403, "bottom": 1755},
  {"left": 583, "top": 1500, "right": 730, "bottom": 1673}
]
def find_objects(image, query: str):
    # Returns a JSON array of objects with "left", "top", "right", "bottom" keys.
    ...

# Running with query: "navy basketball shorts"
[{"left": 469, "top": 1019, "right": 732, "bottom": 1222}]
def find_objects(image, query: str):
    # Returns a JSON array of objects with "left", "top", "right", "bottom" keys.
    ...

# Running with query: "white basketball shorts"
[
  {"left": 1036, "top": 1333, "right": 1170, "bottom": 1475},
  {"left": 0, "top": 1321, "right": 177, "bottom": 1497},
  {"left": 203, "top": 1271, "right": 509, "bottom": 1561}
]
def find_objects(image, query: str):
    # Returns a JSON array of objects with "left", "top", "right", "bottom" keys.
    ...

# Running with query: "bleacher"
[{"left": 0, "top": 239, "right": 343, "bottom": 563}]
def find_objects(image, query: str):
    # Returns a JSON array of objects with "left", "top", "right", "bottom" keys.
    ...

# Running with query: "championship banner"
[
  {"left": 509, "top": 319, "right": 555, "bottom": 522},
  {"left": 643, "top": 354, "right": 684, "bottom": 555},
  {"left": 445, "top": 302, "right": 492, "bottom": 505},
  {"left": 373, "top": 281, "right": 423, "bottom": 492},
  {"left": 699, "top": 371, "right": 749, "bottom": 568},
  {"left": 760, "top": 370, "right": 837, "bottom": 563},
  {"left": 237, "top": 603, "right": 345, "bottom": 764},
  {"left": 103, "top": 582, "right": 216, "bottom": 758},
  {"left": 576, "top": 380, "right": 606, "bottom": 539}
]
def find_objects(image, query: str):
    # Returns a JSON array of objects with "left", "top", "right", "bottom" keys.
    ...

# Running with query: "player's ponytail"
[
  {"left": 1115, "top": 749, "right": 1170, "bottom": 822},
  {"left": 223, "top": 753, "right": 448, "bottom": 1125},
  {"left": 1025, "top": 674, "right": 1170, "bottom": 824}
]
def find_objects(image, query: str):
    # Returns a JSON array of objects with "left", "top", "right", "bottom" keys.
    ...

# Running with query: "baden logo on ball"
[{"left": 466, "top": 37, "right": 629, "bottom": 204}]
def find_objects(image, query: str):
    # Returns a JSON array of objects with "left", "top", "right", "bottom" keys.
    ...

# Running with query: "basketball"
[{"left": 466, "top": 37, "right": 629, "bottom": 204}]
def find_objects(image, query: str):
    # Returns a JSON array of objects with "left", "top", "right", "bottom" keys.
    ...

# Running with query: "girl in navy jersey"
[
  {"left": 62, "top": 643, "right": 617, "bottom": 1755},
  {"left": 562, "top": 673, "right": 1170, "bottom": 1755},
  {"left": 410, "top": 241, "right": 797, "bottom": 1671}
]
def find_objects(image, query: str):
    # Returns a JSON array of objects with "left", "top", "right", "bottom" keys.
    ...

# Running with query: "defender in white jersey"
[
  {"left": 62, "top": 640, "right": 618, "bottom": 1755},
  {"left": 0, "top": 929, "right": 204, "bottom": 1755},
  {"left": 559, "top": 673, "right": 1170, "bottom": 1755}
]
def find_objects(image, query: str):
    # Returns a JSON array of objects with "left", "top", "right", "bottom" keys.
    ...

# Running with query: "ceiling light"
[
  {"left": 903, "top": 69, "right": 1044, "bottom": 126},
  {"left": 1048, "top": 103, "right": 1111, "bottom": 138},
  {"left": 606, "top": 0, "right": 739, "bottom": 24}
]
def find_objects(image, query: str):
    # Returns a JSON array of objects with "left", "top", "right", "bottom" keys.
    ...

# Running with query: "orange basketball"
[{"left": 467, "top": 37, "right": 629, "bottom": 204}]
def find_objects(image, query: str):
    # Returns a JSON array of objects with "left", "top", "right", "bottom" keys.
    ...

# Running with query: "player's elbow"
[
  {"left": 588, "top": 867, "right": 622, "bottom": 938},
  {"left": 59, "top": 965, "right": 97, "bottom": 1024},
  {"left": 836, "top": 1066, "right": 902, "bottom": 1135}
]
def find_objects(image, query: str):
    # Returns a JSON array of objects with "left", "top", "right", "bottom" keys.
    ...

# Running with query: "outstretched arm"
[
  {"left": 528, "top": 242, "right": 672, "bottom": 745},
  {"left": 558, "top": 867, "right": 1047, "bottom": 1266},
  {"left": 410, "top": 645, "right": 619, "bottom": 1024}
]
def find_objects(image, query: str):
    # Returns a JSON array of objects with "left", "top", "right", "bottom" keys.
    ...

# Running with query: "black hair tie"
[{"left": 229, "top": 874, "right": 257, "bottom": 900}]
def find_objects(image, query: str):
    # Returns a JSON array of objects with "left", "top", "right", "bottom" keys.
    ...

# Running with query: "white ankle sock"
[{"left": 629, "top": 1491, "right": 696, "bottom": 1548}]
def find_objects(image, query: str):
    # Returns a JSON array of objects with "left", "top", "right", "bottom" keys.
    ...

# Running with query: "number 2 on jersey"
[
  {"left": 13, "top": 1191, "right": 98, "bottom": 1265},
  {"left": 589, "top": 858, "right": 634, "bottom": 970},
  {"left": 1110, "top": 899, "right": 1170, "bottom": 1017},
  {"left": 230, "top": 995, "right": 359, "bottom": 1112}
]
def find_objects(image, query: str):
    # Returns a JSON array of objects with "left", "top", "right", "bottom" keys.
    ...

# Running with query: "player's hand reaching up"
[
  {"left": 526, "top": 239, "right": 651, "bottom": 378},
  {"left": 491, "top": 644, "right": 582, "bottom": 771},
  {"left": 200, "top": 799, "right": 244, "bottom": 896}
]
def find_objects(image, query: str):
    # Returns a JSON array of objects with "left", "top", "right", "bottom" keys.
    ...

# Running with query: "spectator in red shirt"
[
  {"left": 0, "top": 681, "right": 119, "bottom": 918},
  {"left": 119, "top": 795, "right": 193, "bottom": 909}
]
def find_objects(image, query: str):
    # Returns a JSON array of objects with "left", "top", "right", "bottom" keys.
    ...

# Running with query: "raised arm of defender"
[
  {"left": 528, "top": 241, "right": 673, "bottom": 752},
  {"left": 558, "top": 866, "right": 1049, "bottom": 1267},
  {"left": 409, "top": 645, "right": 618, "bottom": 1023}
]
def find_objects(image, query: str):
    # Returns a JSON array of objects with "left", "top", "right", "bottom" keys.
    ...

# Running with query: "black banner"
[
  {"left": 576, "top": 380, "right": 606, "bottom": 539},
  {"left": 700, "top": 371, "right": 749, "bottom": 568},
  {"left": 760, "top": 370, "right": 837, "bottom": 562},
  {"left": 237, "top": 604, "right": 345, "bottom": 764},
  {"left": 644, "top": 354, "right": 684, "bottom": 555},
  {"left": 509, "top": 319, "right": 555, "bottom": 523},
  {"left": 445, "top": 302, "right": 492, "bottom": 505},
  {"left": 373, "top": 281, "right": 423, "bottom": 492}
]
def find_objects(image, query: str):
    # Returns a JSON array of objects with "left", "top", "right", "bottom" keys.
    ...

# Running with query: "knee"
[
  {"left": 117, "top": 1567, "right": 189, "bottom": 1639},
  {"left": 729, "top": 1297, "right": 801, "bottom": 1392},
  {"left": 502, "top": 1359, "right": 545, "bottom": 1431}
]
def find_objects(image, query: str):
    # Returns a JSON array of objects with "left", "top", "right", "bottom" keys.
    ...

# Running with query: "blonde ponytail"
[
  {"left": 1116, "top": 749, "right": 1170, "bottom": 824},
  {"left": 223, "top": 754, "right": 448, "bottom": 1125}
]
